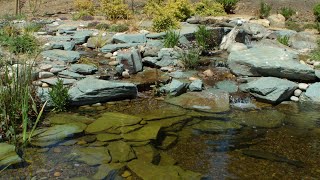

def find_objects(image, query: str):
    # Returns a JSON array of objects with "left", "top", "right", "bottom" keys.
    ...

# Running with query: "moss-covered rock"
[{"left": 0, "top": 143, "right": 22, "bottom": 168}]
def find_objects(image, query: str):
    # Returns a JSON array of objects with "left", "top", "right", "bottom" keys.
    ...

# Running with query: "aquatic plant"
[
  {"left": 164, "top": 30, "right": 180, "bottom": 48},
  {"left": 49, "top": 78, "right": 70, "bottom": 112}
]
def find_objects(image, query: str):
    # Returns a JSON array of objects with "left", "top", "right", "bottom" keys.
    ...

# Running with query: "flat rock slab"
[
  {"left": 68, "top": 77, "right": 138, "bottom": 106},
  {"left": 139, "top": 106, "right": 187, "bottom": 121},
  {"left": 85, "top": 112, "right": 142, "bottom": 134},
  {"left": 58, "top": 70, "right": 86, "bottom": 79},
  {"left": 122, "top": 124, "right": 161, "bottom": 142},
  {"left": 240, "top": 77, "right": 298, "bottom": 104},
  {"left": 191, "top": 120, "right": 242, "bottom": 133},
  {"left": 227, "top": 46, "right": 316, "bottom": 81},
  {"left": 107, "top": 141, "right": 136, "bottom": 163},
  {"left": 100, "top": 43, "right": 143, "bottom": 53},
  {"left": 41, "top": 50, "right": 80, "bottom": 63},
  {"left": 112, "top": 34, "right": 147, "bottom": 43},
  {"left": 127, "top": 159, "right": 202, "bottom": 180},
  {"left": 165, "top": 90, "right": 230, "bottom": 113},
  {"left": 301, "top": 82, "right": 320, "bottom": 103},
  {"left": 41, "top": 78, "right": 77, "bottom": 85},
  {"left": 0, "top": 143, "right": 22, "bottom": 168},
  {"left": 31, "top": 122, "right": 87, "bottom": 147},
  {"left": 71, "top": 147, "right": 111, "bottom": 166},
  {"left": 48, "top": 113, "right": 94, "bottom": 125},
  {"left": 70, "top": 64, "right": 98, "bottom": 75}
]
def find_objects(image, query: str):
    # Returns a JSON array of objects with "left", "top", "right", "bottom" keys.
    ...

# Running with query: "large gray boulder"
[
  {"left": 242, "top": 23, "right": 269, "bottom": 40},
  {"left": 72, "top": 30, "right": 94, "bottom": 44},
  {"left": 240, "top": 77, "right": 298, "bottom": 103},
  {"left": 227, "top": 46, "right": 317, "bottom": 81},
  {"left": 41, "top": 50, "right": 80, "bottom": 63},
  {"left": 69, "top": 77, "right": 137, "bottom": 106},
  {"left": 112, "top": 34, "right": 147, "bottom": 43},
  {"left": 300, "top": 83, "right": 320, "bottom": 103},
  {"left": 116, "top": 49, "right": 143, "bottom": 74},
  {"left": 289, "top": 32, "right": 318, "bottom": 50}
]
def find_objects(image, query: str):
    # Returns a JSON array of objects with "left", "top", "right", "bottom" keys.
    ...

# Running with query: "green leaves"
[{"left": 49, "top": 79, "right": 70, "bottom": 112}]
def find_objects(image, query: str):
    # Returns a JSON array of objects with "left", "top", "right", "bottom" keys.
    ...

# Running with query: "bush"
[
  {"left": 277, "top": 35, "right": 289, "bottom": 46},
  {"left": 164, "top": 30, "right": 180, "bottom": 48},
  {"left": 74, "top": 0, "right": 94, "bottom": 14},
  {"left": 109, "top": 24, "right": 129, "bottom": 32},
  {"left": 72, "top": 10, "right": 93, "bottom": 21},
  {"left": 152, "top": 12, "right": 180, "bottom": 32},
  {"left": 259, "top": 1, "right": 272, "bottom": 18},
  {"left": 100, "top": 0, "right": 131, "bottom": 20},
  {"left": 23, "top": 23, "right": 44, "bottom": 33},
  {"left": 314, "top": 3, "right": 320, "bottom": 22},
  {"left": 49, "top": 78, "right": 70, "bottom": 112},
  {"left": 279, "top": 7, "right": 295, "bottom": 20},
  {"left": 96, "top": 23, "right": 110, "bottom": 30},
  {"left": 180, "top": 48, "right": 201, "bottom": 69},
  {"left": 195, "top": 25, "right": 219, "bottom": 50},
  {"left": 216, "top": 0, "right": 239, "bottom": 14},
  {"left": 195, "top": 0, "right": 226, "bottom": 16},
  {"left": 8, "top": 34, "right": 38, "bottom": 54},
  {"left": 166, "top": 0, "right": 194, "bottom": 21}
]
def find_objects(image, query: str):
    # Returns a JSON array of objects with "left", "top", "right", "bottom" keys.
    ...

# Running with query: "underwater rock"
[
  {"left": 159, "top": 152, "right": 177, "bottom": 166},
  {"left": 92, "top": 163, "right": 125, "bottom": 180},
  {"left": 96, "top": 133, "right": 122, "bottom": 142},
  {"left": 139, "top": 106, "right": 187, "bottom": 121},
  {"left": 85, "top": 112, "right": 142, "bottom": 134},
  {"left": 48, "top": 113, "right": 94, "bottom": 125},
  {"left": 157, "top": 135, "right": 178, "bottom": 150},
  {"left": 122, "top": 124, "right": 161, "bottom": 141},
  {"left": 133, "top": 145, "right": 160, "bottom": 164},
  {"left": 127, "top": 159, "right": 202, "bottom": 180},
  {"left": 31, "top": 123, "right": 87, "bottom": 147},
  {"left": 107, "top": 141, "right": 136, "bottom": 163},
  {"left": 214, "top": 80, "right": 238, "bottom": 93},
  {"left": 71, "top": 147, "right": 111, "bottom": 166},
  {"left": 191, "top": 120, "right": 242, "bottom": 133},
  {"left": 0, "top": 143, "right": 22, "bottom": 168}
]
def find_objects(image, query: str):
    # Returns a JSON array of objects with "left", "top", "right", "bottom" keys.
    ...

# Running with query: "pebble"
[
  {"left": 122, "top": 70, "right": 130, "bottom": 78},
  {"left": 113, "top": 51, "right": 118, "bottom": 56},
  {"left": 314, "top": 62, "right": 320, "bottom": 66},
  {"left": 290, "top": 96, "right": 299, "bottom": 102},
  {"left": 91, "top": 103, "right": 102, "bottom": 107},
  {"left": 82, "top": 43, "right": 87, "bottom": 47},
  {"left": 203, "top": 69, "right": 214, "bottom": 77},
  {"left": 32, "top": 81, "right": 43, "bottom": 86},
  {"left": 53, "top": 171, "right": 61, "bottom": 177},
  {"left": 110, "top": 56, "right": 117, "bottom": 61},
  {"left": 42, "top": 83, "right": 49, "bottom": 88},
  {"left": 121, "top": 170, "right": 132, "bottom": 178},
  {"left": 104, "top": 53, "right": 113, "bottom": 58},
  {"left": 109, "top": 61, "right": 119, "bottom": 66},
  {"left": 160, "top": 67, "right": 174, "bottom": 72},
  {"left": 189, "top": 77, "right": 199, "bottom": 81},
  {"left": 294, "top": 89, "right": 302, "bottom": 97},
  {"left": 39, "top": 72, "right": 55, "bottom": 79},
  {"left": 53, "top": 147, "right": 61, "bottom": 153},
  {"left": 298, "top": 83, "right": 309, "bottom": 90},
  {"left": 300, "top": 60, "right": 306, "bottom": 65}
]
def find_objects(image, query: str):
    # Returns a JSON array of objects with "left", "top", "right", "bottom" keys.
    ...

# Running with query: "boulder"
[
  {"left": 47, "top": 41, "right": 75, "bottom": 51},
  {"left": 214, "top": 80, "right": 238, "bottom": 93},
  {"left": 41, "top": 50, "right": 80, "bottom": 63},
  {"left": 168, "top": 79, "right": 188, "bottom": 96},
  {"left": 267, "top": 14, "right": 286, "bottom": 28},
  {"left": 300, "top": 83, "right": 320, "bottom": 103},
  {"left": 71, "top": 147, "right": 111, "bottom": 166},
  {"left": 116, "top": 49, "right": 143, "bottom": 74},
  {"left": 107, "top": 141, "right": 136, "bottom": 163},
  {"left": 0, "top": 143, "right": 22, "bottom": 168},
  {"left": 112, "top": 34, "right": 147, "bottom": 43},
  {"left": 165, "top": 89, "right": 230, "bottom": 113},
  {"left": 289, "top": 32, "right": 318, "bottom": 51},
  {"left": 85, "top": 112, "right": 142, "bottom": 134},
  {"left": 156, "top": 48, "right": 180, "bottom": 67},
  {"left": 242, "top": 23, "right": 269, "bottom": 40},
  {"left": 72, "top": 30, "right": 94, "bottom": 44},
  {"left": 100, "top": 43, "right": 143, "bottom": 53},
  {"left": 70, "top": 64, "right": 98, "bottom": 75},
  {"left": 189, "top": 79, "right": 203, "bottom": 91},
  {"left": 227, "top": 46, "right": 317, "bottom": 81},
  {"left": 227, "top": 42, "right": 247, "bottom": 53},
  {"left": 249, "top": 19, "right": 270, "bottom": 27},
  {"left": 239, "top": 77, "right": 298, "bottom": 103},
  {"left": 68, "top": 77, "right": 138, "bottom": 106}
]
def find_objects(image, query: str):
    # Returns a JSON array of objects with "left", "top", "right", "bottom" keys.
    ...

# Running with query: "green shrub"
[
  {"left": 314, "top": 3, "right": 320, "bottom": 22},
  {"left": 167, "top": 0, "right": 194, "bottom": 21},
  {"left": 180, "top": 48, "right": 201, "bottom": 69},
  {"left": 316, "top": 22, "right": 320, "bottom": 33},
  {"left": 216, "top": 0, "right": 239, "bottom": 14},
  {"left": 164, "top": 30, "right": 180, "bottom": 48},
  {"left": 259, "top": 1, "right": 272, "bottom": 18},
  {"left": 277, "top": 35, "right": 290, "bottom": 46},
  {"left": 100, "top": 0, "right": 131, "bottom": 20},
  {"left": 195, "top": 0, "right": 226, "bottom": 16},
  {"left": 311, "top": 50, "right": 320, "bottom": 61},
  {"left": 152, "top": 12, "right": 180, "bottom": 32},
  {"left": 8, "top": 34, "right": 38, "bottom": 54},
  {"left": 23, "top": 23, "right": 44, "bottom": 33},
  {"left": 195, "top": 25, "right": 218, "bottom": 50},
  {"left": 109, "top": 24, "right": 129, "bottom": 32},
  {"left": 1, "top": 14, "right": 26, "bottom": 21},
  {"left": 74, "top": 0, "right": 94, "bottom": 14},
  {"left": 96, "top": 23, "right": 110, "bottom": 30},
  {"left": 279, "top": 7, "right": 295, "bottom": 20},
  {"left": 49, "top": 79, "right": 70, "bottom": 112}
]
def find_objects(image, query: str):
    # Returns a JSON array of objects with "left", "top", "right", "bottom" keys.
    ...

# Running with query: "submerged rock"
[
  {"left": 69, "top": 77, "right": 138, "bottom": 106},
  {"left": 107, "top": 141, "right": 136, "bottom": 163},
  {"left": 191, "top": 120, "right": 242, "bottom": 133},
  {"left": 240, "top": 77, "right": 297, "bottom": 104},
  {"left": 127, "top": 159, "right": 202, "bottom": 180},
  {"left": 92, "top": 163, "right": 125, "bottom": 180},
  {"left": 165, "top": 90, "right": 230, "bottom": 113},
  {"left": 214, "top": 80, "right": 238, "bottom": 93},
  {"left": 139, "top": 106, "right": 187, "bottom": 121},
  {"left": 31, "top": 123, "right": 87, "bottom": 147},
  {"left": 0, "top": 143, "right": 22, "bottom": 168},
  {"left": 227, "top": 46, "right": 317, "bottom": 81},
  {"left": 85, "top": 112, "right": 142, "bottom": 134},
  {"left": 122, "top": 124, "right": 161, "bottom": 141},
  {"left": 48, "top": 113, "right": 94, "bottom": 125},
  {"left": 133, "top": 145, "right": 160, "bottom": 164},
  {"left": 71, "top": 147, "right": 111, "bottom": 166}
]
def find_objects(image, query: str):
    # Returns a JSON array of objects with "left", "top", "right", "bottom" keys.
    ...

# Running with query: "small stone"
[
  {"left": 53, "top": 147, "right": 62, "bottom": 153},
  {"left": 110, "top": 56, "right": 116, "bottom": 61},
  {"left": 203, "top": 69, "right": 214, "bottom": 77},
  {"left": 104, "top": 53, "right": 113, "bottom": 58},
  {"left": 122, "top": 70, "right": 130, "bottom": 78},
  {"left": 294, "top": 89, "right": 302, "bottom": 97},
  {"left": 290, "top": 96, "right": 299, "bottom": 102},
  {"left": 121, "top": 170, "right": 132, "bottom": 178},
  {"left": 189, "top": 77, "right": 198, "bottom": 81},
  {"left": 42, "top": 83, "right": 49, "bottom": 88},
  {"left": 298, "top": 83, "right": 309, "bottom": 90},
  {"left": 54, "top": 172, "right": 61, "bottom": 177},
  {"left": 113, "top": 52, "right": 118, "bottom": 56},
  {"left": 300, "top": 60, "right": 306, "bottom": 65},
  {"left": 109, "top": 61, "right": 119, "bottom": 66},
  {"left": 92, "top": 103, "right": 102, "bottom": 107},
  {"left": 32, "top": 81, "right": 43, "bottom": 86}
]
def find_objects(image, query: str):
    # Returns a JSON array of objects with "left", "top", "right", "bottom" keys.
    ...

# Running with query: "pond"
[{"left": 1, "top": 96, "right": 320, "bottom": 179}]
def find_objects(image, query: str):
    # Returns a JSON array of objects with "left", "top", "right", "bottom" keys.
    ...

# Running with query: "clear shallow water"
[{"left": 2, "top": 98, "right": 320, "bottom": 179}]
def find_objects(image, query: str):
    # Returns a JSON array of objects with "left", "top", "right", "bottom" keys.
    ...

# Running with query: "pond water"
[{"left": 2, "top": 96, "right": 320, "bottom": 179}]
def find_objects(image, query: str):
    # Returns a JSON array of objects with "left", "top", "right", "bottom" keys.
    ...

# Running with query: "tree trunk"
[{"left": 16, "top": 0, "right": 19, "bottom": 15}]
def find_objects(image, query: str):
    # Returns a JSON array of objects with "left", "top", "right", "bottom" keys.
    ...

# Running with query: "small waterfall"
[{"left": 230, "top": 96, "right": 256, "bottom": 110}]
